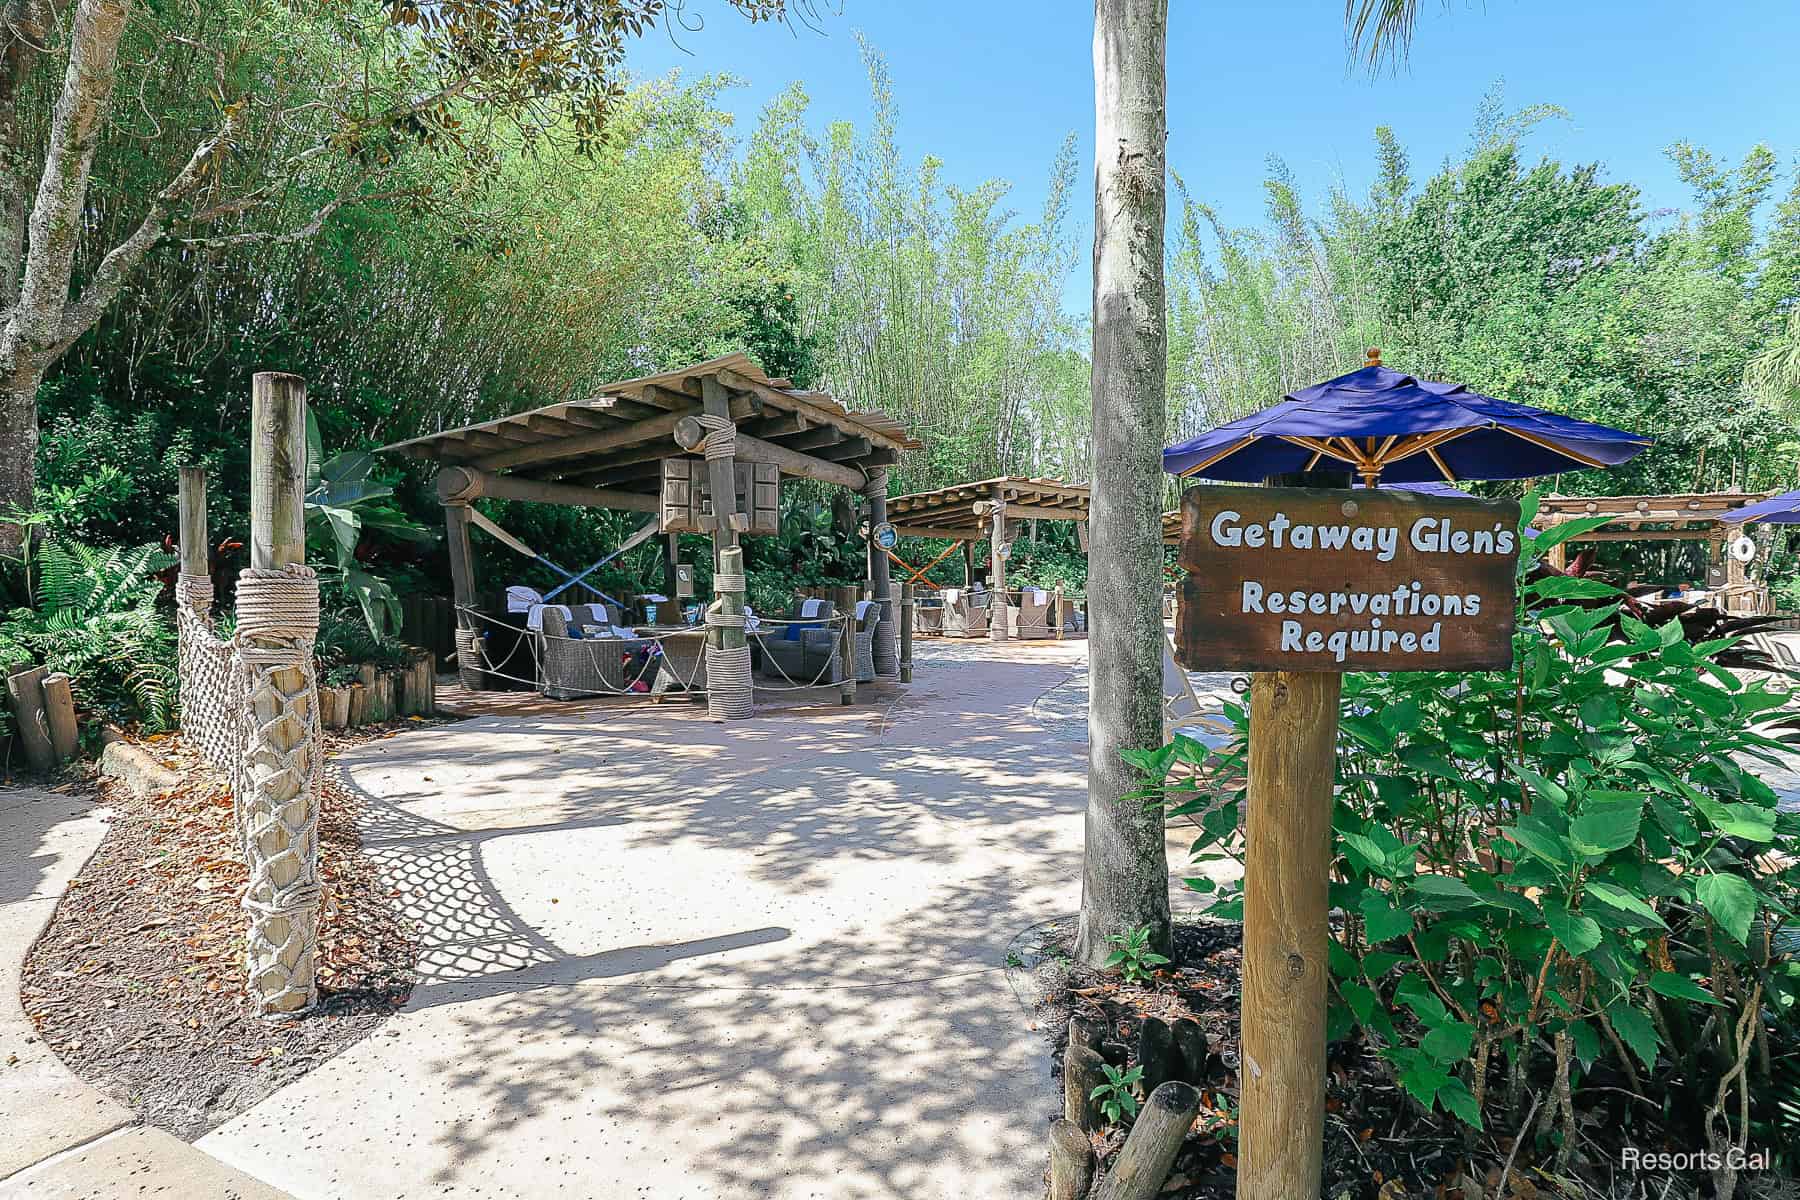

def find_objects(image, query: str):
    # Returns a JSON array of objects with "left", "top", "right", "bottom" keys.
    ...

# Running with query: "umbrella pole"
[{"left": 1238, "top": 470, "right": 1345, "bottom": 1200}]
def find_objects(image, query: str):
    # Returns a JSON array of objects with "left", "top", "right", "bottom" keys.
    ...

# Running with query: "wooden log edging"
[
  {"left": 5, "top": 665, "right": 56, "bottom": 773},
  {"left": 41, "top": 673, "right": 79, "bottom": 762},
  {"left": 1048, "top": 1119, "right": 1096, "bottom": 1200},
  {"left": 1093, "top": 1082, "right": 1203, "bottom": 1200}
]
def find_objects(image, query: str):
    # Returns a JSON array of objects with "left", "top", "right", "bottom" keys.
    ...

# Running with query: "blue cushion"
[{"left": 784, "top": 620, "right": 823, "bottom": 641}]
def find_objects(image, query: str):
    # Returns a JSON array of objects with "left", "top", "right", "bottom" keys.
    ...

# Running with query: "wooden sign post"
[{"left": 1174, "top": 483, "right": 1518, "bottom": 1200}]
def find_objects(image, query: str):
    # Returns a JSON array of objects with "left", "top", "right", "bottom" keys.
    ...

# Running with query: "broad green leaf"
[
  {"left": 1583, "top": 880, "right": 1666, "bottom": 929},
  {"left": 1565, "top": 1018, "right": 1602, "bottom": 1069},
  {"left": 1435, "top": 1076, "right": 1483, "bottom": 1129},
  {"left": 1420, "top": 1018, "right": 1475, "bottom": 1063},
  {"left": 1695, "top": 873, "right": 1757, "bottom": 945},
  {"left": 1694, "top": 795, "right": 1776, "bottom": 842},
  {"left": 1340, "top": 832, "right": 1390, "bottom": 876},
  {"left": 1543, "top": 902, "right": 1602, "bottom": 956},
  {"left": 1505, "top": 814, "right": 1572, "bottom": 869},
  {"left": 1606, "top": 1002, "right": 1660, "bottom": 1071},
  {"left": 1359, "top": 890, "right": 1414, "bottom": 942},
  {"left": 1570, "top": 797, "right": 1644, "bottom": 857},
  {"left": 1410, "top": 874, "right": 1482, "bottom": 908},
  {"left": 1507, "top": 762, "right": 1569, "bottom": 808},
  {"left": 1648, "top": 971, "right": 1721, "bottom": 1006},
  {"left": 1527, "top": 576, "right": 1621, "bottom": 600}
]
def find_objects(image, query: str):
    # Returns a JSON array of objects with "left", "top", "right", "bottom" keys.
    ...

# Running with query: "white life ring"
[{"left": 1729, "top": 535, "right": 1757, "bottom": 563}]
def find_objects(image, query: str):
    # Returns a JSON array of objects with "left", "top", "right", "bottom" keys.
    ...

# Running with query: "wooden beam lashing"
[
  {"left": 435, "top": 465, "right": 658, "bottom": 513},
  {"left": 672, "top": 415, "right": 866, "bottom": 490}
]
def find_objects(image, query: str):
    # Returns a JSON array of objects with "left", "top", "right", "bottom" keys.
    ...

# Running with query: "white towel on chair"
[
  {"left": 507, "top": 586, "right": 545, "bottom": 613},
  {"left": 1026, "top": 587, "right": 1047, "bottom": 603},
  {"left": 525, "top": 604, "right": 572, "bottom": 633},
  {"left": 942, "top": 588, "right": 961, "bottom": 604},
  {"left": 855, "top": 599, "right": 875, "bottom": 620},
  {"left": 800, "top": 598, "right": 823, "bottom": 618}
]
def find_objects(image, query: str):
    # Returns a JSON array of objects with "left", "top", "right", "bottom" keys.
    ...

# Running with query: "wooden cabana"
[
  {"left": 887, "top": 477, "right": 1085, "bottom": 642},
  {"left": 884, "top": 476, "right": 1185, "bottom": 641},
  {"left": 1533, "top": 491, "right": 1775, "bottom": 613},
  {"left": 380, "top": 353, "right": 920, "bottom": 716}
]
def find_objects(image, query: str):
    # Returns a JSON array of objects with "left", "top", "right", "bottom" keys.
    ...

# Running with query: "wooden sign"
[{"left": 1176, "top": 485, "right": 1519, "bottom": 672}]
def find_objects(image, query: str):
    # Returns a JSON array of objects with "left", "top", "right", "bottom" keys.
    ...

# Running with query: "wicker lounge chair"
[
  {"left": 537, "top": 605, "right": 647, "bottom": 699},
  {"left": 1008, "top": 589, "right": 1052, "bottom": 639},
  {"left": 756, "top": 599, "right": 843, "bottom": 685},
  {"left": 940, "top": 589, "right": 989, "bottom": 638},
  {"left": 851, "top": 600, "right": 881, "bottom": 682},
  {"left": 915, "top": 600, "right": 944, "bottom": 635}
]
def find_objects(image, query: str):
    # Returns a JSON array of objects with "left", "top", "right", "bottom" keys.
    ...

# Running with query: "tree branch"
[
  {"left": 53, "top": 100, "right": 245, "bottom": 347},
  {"left": 173, "top": 186, "right": 420, "bottom": 250}
]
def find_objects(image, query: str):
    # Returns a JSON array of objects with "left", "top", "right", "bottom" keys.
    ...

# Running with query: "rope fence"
[{"left": 449, "top": 606, "right": 868, "bottom": 704}]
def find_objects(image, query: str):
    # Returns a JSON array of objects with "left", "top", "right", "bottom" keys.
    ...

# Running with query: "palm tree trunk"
[{"left": 1075, "top": 0, "right": 1172, "bottom": 967}]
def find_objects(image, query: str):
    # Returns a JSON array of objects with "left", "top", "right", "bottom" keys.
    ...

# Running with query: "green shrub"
[
  {"left": 1134, "top": 495, "right": 1800, "bottom": 1172},
  {"left": 0, "top": 541, "right": 179, "bottom": 734}
]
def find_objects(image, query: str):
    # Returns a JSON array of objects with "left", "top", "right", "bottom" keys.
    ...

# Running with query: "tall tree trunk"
[
  {"left": 1076, "top": 0, "right": 1172, "bottom": 967},
  {"left": 0, "top": 0, "right": 133, "bottom": 550}
]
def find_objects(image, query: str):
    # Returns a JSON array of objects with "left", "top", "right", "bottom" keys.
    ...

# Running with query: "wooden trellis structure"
[
  {"left": 379, "top": 353, "right": 920, "bottom": 715},
  {"left": 1533, "top": 491, "right": 1775, "bottom": 613}
]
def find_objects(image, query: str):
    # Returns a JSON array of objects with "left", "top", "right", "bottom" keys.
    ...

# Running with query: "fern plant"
[{"left": 1, "top": 540, "right": 179, "bottom": 734}]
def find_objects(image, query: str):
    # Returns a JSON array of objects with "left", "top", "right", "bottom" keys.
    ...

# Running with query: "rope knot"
[{"left": 694, "top": 414, "right": 737, "bottom": 462}]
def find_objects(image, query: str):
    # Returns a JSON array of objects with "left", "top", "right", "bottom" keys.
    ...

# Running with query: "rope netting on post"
[
  {"left": 234, "top": 563, "right": 323, "bottom": 1015},
  {"left": 176, "top": 573, "right": 246, "bottom": 791}
]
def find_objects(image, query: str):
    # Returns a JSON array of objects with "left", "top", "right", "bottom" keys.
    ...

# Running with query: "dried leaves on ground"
[{"left": 21, "top": 723, "right": 430, "bottom": 1139}]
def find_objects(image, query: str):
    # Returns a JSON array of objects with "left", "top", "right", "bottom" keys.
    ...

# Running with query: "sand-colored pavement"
[{"left": 196, "top": 637, "right": 1203, "bottom": 1198}]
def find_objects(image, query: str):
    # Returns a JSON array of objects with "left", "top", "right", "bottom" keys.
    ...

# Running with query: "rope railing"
[{"left": 449, "top": 606, "right": 866, "bottom": 700}]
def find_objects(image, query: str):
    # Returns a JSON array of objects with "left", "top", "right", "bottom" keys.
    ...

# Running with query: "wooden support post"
[
  {"left": 1048, "top": 1119, "right": 1096, "bottom": 1200},
  {"left": 662, "top": 532, "right": 680, "bottom": 601},
  {"left": 41, "top": 673, "right": 78, "bottom": 762},
  {"left": 1238, "top": 669, "right": 1339, "bottom": 1198},
  {"left": 179, "top": 466, "right": 208, "bottom": 582},
  {"left": 833, "top": 584, "right": 857, "bottom": 705},
  {"left": 962, "top": 538, "right": 973, "bottom": 586},
  {"left": 5, "top": 666, "right": 56, "bottom": 773},
  {"left": 1053, "top": 586, "right": 1065, "bottom": 639},
  {"left": 700, "top": 377, "right": 752, "bottom": 720},
  {"left": 239, "top": 372, "right": 320, "bottom": 1014},
  {"left": 1094, "top": 1082, "right": 1203, "bottom": 1200},
  {"left": 899, "top": 582, "right": 915, "bottom": 683},
  {"left": 988, "top": 488, "right": 1009, "bottom": 642},
  {"left": 864, "top": 466, "right": 897, "bottom": 677},
  {"left": 444, "top": 503, "right": 477, "bottom": 627}
]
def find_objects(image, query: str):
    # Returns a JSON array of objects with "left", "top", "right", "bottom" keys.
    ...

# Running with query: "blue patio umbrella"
[
  {"left": 1355, "top": 480, "right": 1475, "bottom": 499},
  {"left": 1720, "top": 488, "right": 1800, "bottom": 525},
  {"left": 1163, "top": 352, "right": 1651, "bottom": 485}
]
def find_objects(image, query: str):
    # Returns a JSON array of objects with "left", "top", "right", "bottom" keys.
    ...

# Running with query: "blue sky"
[{"left": 626, "top": 2, "right": 1800, "bottom": 313}]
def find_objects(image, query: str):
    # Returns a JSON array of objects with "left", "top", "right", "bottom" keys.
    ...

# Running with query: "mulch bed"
[
  {"left": 20, "top": 721, "right": 435, "bottom": 1140},
  {"left": 1026, "top": 919, "right": 1512, "bottom": 1200}
]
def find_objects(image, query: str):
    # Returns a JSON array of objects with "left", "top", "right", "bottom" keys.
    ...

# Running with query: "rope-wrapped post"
[
  {"left": 239, "top": 372, "right": 321, "bottom": 1015},
  {"left": 706, "top": 546, "right": 753, "bottom": 720},
  {"left": 863, "top": 466, "right": 899, "bottom": 678},
  {"left": 987, "top": 491, "right": 1010, "bottom": 642},
  {"left": 899, "top": 581, "right": 915, "bottom": 683}
]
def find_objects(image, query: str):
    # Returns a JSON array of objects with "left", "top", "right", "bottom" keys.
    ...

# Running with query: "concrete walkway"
[
  {"left": 0, "top": 787, "right": 290, "bottom": 1200},
  {"left": 197, "top": 637, "right": 1190, "bottom": 1199}
]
